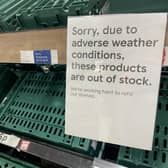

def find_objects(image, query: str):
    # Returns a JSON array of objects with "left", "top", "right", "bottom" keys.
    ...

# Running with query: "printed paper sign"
[
  {"left": 20, "top": 50, "right": 58, "bottom": 64},
  {"left": 66, "top": 14, "right": 167, "bottom": 150}
]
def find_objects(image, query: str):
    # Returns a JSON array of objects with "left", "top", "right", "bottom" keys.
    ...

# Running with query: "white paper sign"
[{"left": 66, "top": 14, "right": 167, "bottom": 150}]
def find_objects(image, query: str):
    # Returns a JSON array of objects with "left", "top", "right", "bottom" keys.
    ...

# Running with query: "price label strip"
[
  {"left": 20, "top": 49, "right": 58, "bottom": 65},
  {"left": 0, "top": 132, "right": 20, "bottom": 148}
]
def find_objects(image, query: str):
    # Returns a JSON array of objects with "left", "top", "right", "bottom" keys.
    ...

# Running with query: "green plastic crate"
[
  {"left": 160, "top": 76, "right": 168, "bottom": 90},
  {"left": 154, "top": 95, "right": 168, "bottom": 151},
  {"left": 0, "top": 67, "right": 17, "bottom": 103},
  {"left": 0, "top": 0, "right": 106, "bottom": 31},
  {"left": 108, "top": 0, "right": 168, "bottom": 13},
  {"left": 118, "top": 147, "right": 168, "bottom": 168},
  {"left": 16, "top": 0, "right": 106, "bottom": 29},
  {"left": 0, "top": 71, "right": 101, "bottom": 157},
  {"left": 117, "top": 147, "right": 141, "bottom": 168},
  {"left": 156, "top": 98, "right": 168, "bottom": 125},
  {"left": 0, "top": 0, "right": 43, "bottom": 32},
  {"left": 153, "top": 125, "right": 168, "bottom": 151},
  {"left": 0, "top": 153, "right": 39, "bottom": 168},
  {"left": 118, "top": 75, "right": 168, "bottom": 167}
]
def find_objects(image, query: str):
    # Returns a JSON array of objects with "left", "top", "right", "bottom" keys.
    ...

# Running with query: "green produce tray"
[
  {"left": 153, "top": 125, "right": 168, "bottom": 151},
  {"left": 16, "top": 0, "right": 106, "bottom": 29},
  {"left": 154, "top": 93, "right": 168, "bottom": 151},
  {"left": 0, "top": 67, "right": 17, "bottom": 103},
  {"left": 118, "top": 147, "right": 145, "bottom": 168},
  {"left": 108, "top": 0, "right": 168, "bottom": 13},
  {"left": 118, "top": 75, "right": 168, "bottom": 167},
  {"left": 0, "top": 0, "right": 40, "bottom": 32},
  {"left": 160, "top": 76, "right": 168, "bottom": 90},
  {"left": 118, "top": 147, "right": 168, "bottom": 168},
  {"left": 0, "top": 71, "right": 100, "bottom": 156},
  {"left": 0, "top": 153, "right": 39, "bottom": 168}
]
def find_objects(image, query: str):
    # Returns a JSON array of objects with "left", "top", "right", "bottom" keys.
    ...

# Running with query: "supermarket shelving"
[
  {"left": 118, "top": 74, "right": 168, "bottom": 168},
  {"left": 0, "top": 130, "right": 94, "bottom": 168},
  {"left": 0, "top": 0, "right": 167, "bottom": 168}
]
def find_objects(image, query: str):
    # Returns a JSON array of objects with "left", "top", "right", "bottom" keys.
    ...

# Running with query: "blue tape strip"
[{"left": 34, "top": 50, "right": 51, "bottom": 64}]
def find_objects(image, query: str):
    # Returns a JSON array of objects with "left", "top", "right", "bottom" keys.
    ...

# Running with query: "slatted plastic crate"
[
  {"left": 153, "top": 78, "right": 168, "bottom": 152},
  {"left": 0, "top": 71, "right": 101, "bottom": 156},
  {"left": 0, "top": 0, "right": 42, "bottom": 32},
  {"left": 118, "top": 75, "right": 168, "bottom": 167},
  {"left": 0, "top": 153, "right": 39, "bottom": 168},
  {"left": 118, "top": 147, "right": 168, "bottom": 168},
  {"left": 0, "top": 67, "right": 17, "bottom": 103},
  {"left": 0, "top": 0, "right": 106, "bottom": 31},
  {"left": 153, "top": 125, "right": 168, "bottom": 151},
  {"left": 16, "top": 0, "right": 106, "bottom": 29},
  {"left": 108, "top": 0, "right": 168, "bottom": 13},
  {"left": 118, "top": 147, "right": 145, "bottom": 168}
]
